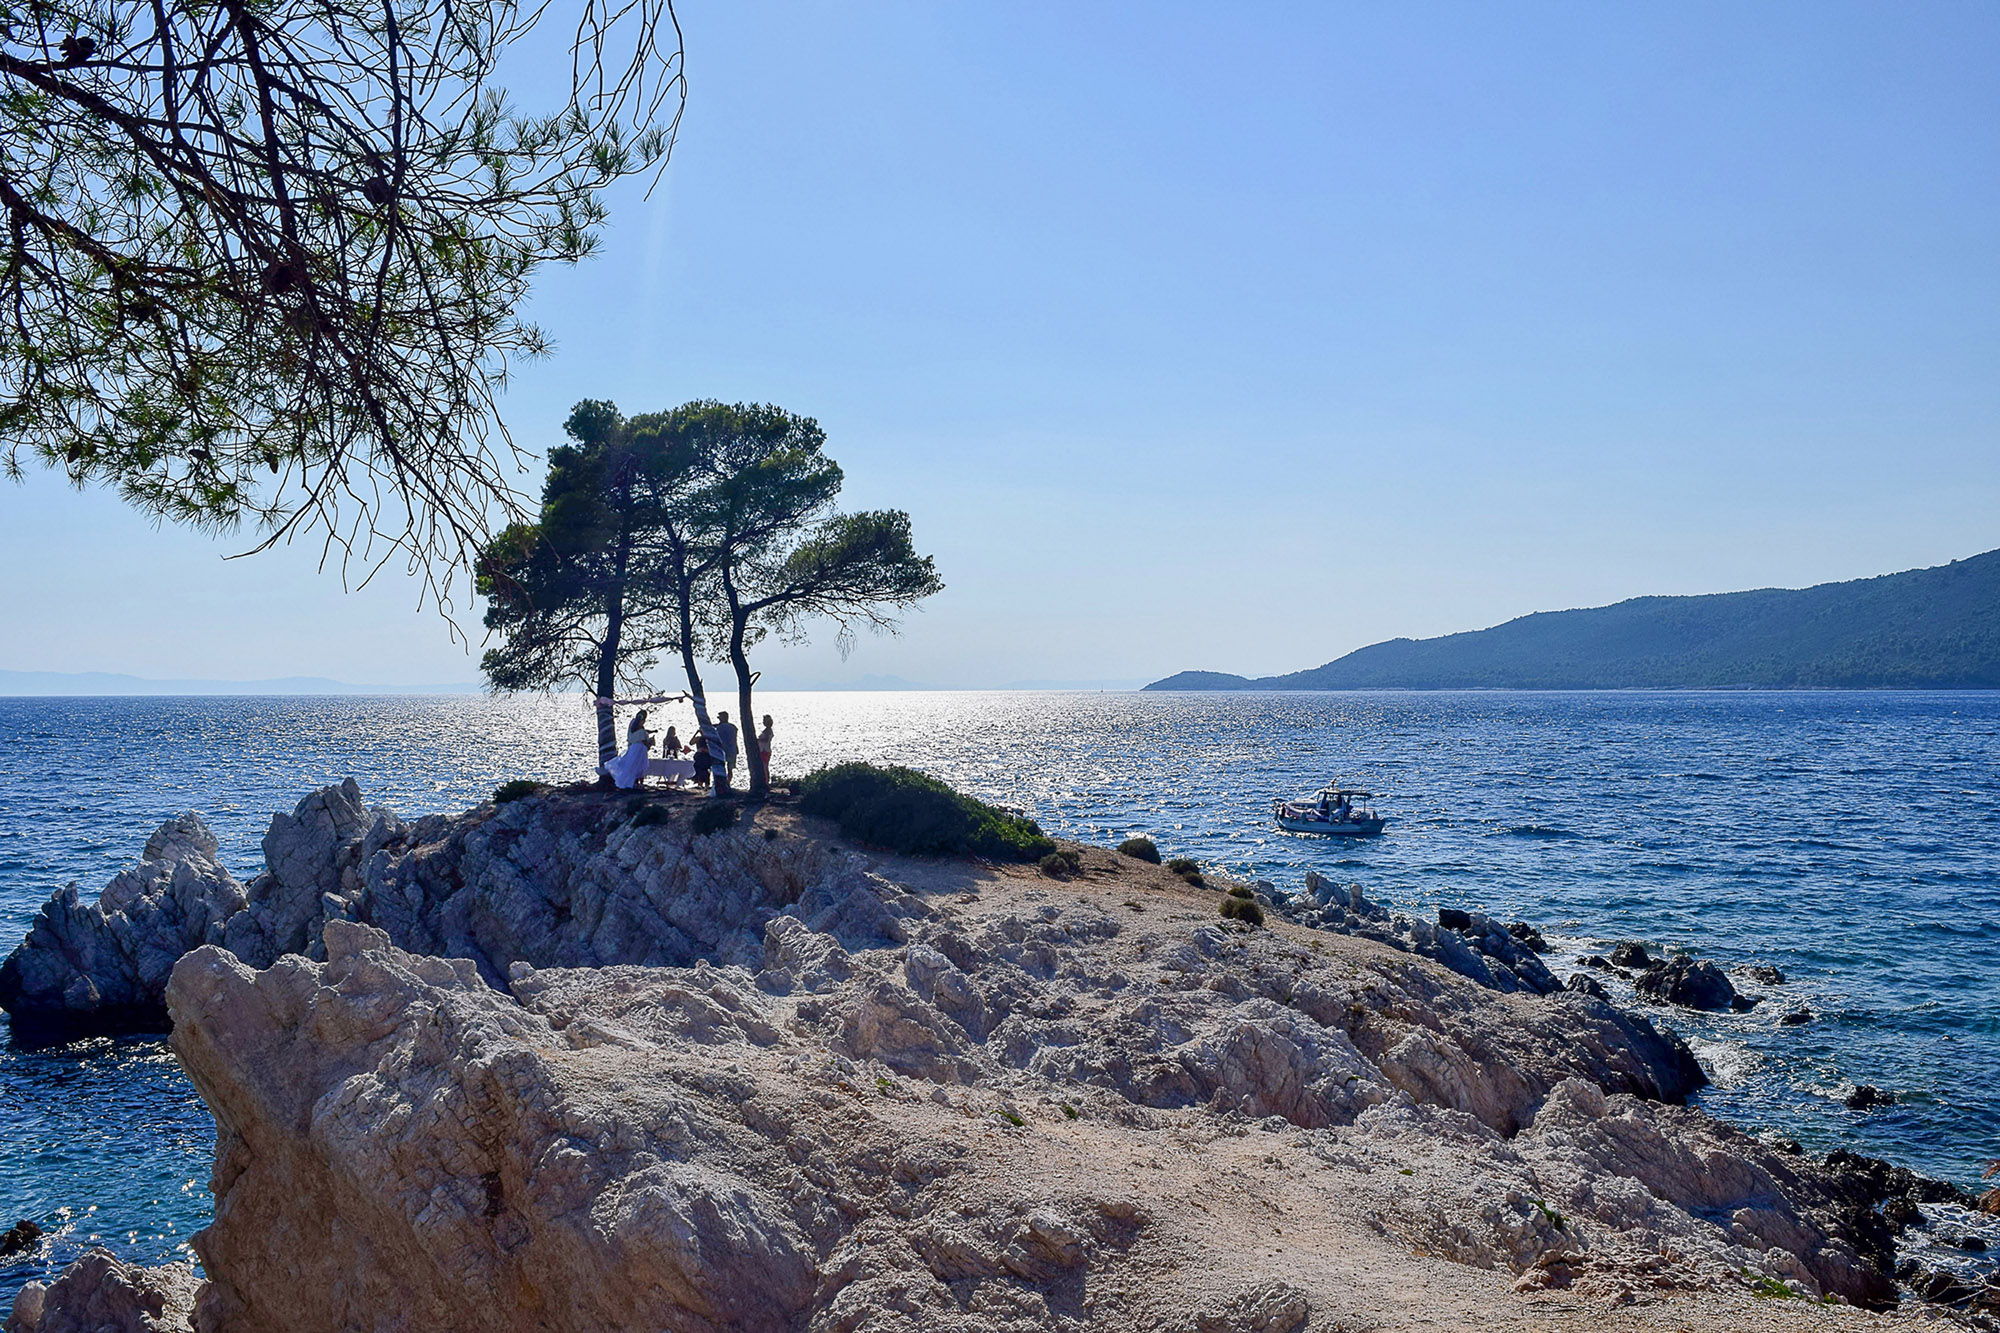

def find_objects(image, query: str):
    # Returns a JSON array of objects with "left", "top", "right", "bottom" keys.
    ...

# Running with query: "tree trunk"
[
  {"left": 594, "top": 610, "right": 623, "bottom": 778},
  {"left": 593, "top": 679, "right": 617, "bottom": 769},
  {"left": 667, "top": 539, "right": 721, "bottom": 794},
  {"left": 729, "top": 624, "right": 763, "bottom": 797},
  {"left": 596, "top": 504, "right": 632, "bottom": 774},
  {"left": 721, "top": 569, "right": 765, "bottom": 797}
]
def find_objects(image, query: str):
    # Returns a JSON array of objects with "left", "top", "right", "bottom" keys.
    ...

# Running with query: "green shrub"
[
  {"left": 629, "top": 804, "right": 673, "bottom": 828},
  {"left": 1219, "top": 895, "right": 1265, "bottom": 927},
  {"left": 1226, "top": 883, "right": 1255, "bottom": 900},
  {"left": 1039, "top": 848, "right": 1083, "bottom": 878},
  {"left": 493, "top": 779, "right": 543, "bottom": 805},
  {"left": 1116, "top": 836, "right": 1161, "bottom": 864},
  {"left": 797, "top": 763, "right": 1054, "bottom": 861},
  {"left": 1165, "top": 856, "right": 1205, "bottom": 887},
  {"left": 691, "top": 801, "right": 739, "bottom": 837}
]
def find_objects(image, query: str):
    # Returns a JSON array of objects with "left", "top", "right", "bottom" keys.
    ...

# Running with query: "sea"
[{"left": 2, "top": 689, "right": 1998, "bottom": 1299}]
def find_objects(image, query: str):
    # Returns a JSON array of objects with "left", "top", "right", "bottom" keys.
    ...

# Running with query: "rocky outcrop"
[
  {"left": 1632, "top": 956, "right": 1745, "bottom": 1012},
  {"left": 2, "top": 780, "right": 910, "bottom": 1036},
  {"left": 59, "top": 812, "right": 1885, "bottom": 1332},
  {"left": 0, "top": 815, "right": 246, "bottom": 1036},
  {"left": 3, "top": 1248, "right": 200, "bottom": 1333},
  {"left": 1590, "top": 941, "right": 1755, "bottom": 1014},
  {"left": 215, "top": 778, "right": 398, "bottom": 968},
  {"left": 12, "top": 791, "right": 1930, "bottom": 1331},
  {"left": 1277, "top": 872, "right": 1564, "bottom": 998}
]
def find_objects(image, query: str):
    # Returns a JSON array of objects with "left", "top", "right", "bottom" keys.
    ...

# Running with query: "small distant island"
[{"left": 1148, "top": 548, "right": 2000, "bottom": 691}]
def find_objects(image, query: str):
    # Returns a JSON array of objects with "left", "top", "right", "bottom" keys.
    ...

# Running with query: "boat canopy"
[{"left": 1314, "top": 787, "right": 1374, "bottom": 800}]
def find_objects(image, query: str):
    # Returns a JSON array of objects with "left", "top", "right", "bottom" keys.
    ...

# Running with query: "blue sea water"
[{"left": 2, "top": 689, "right": 1997, "bottom": 1300}]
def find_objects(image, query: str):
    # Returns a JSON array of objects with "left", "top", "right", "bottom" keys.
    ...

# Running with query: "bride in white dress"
[{"left": 602, "top": 710, "right": 655, "bottom": 788}]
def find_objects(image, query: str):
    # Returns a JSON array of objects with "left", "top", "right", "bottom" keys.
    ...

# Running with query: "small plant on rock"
[
  {"left": 493, "top": 779, "right": 543, "bottom": 805},
  {"left": 1740, "top": 1268, "right": 1802, "bottom": 1301},
  {"left": 629, "top": 804, "right": 673, "bottom": 829},
  {"left": 1166, "top": 856, "right": 1205, "bottom": 887},
  {"left": 1219, "top": 895, "right": 1265, "bottom": 927},
  {"left": 1039, "top": 848, "right": 1083, "bottom": 878},
  {"left": 691, "top": 802, "right": 740, "bottom": 837},
  {"left": 1116, "top": 836, "right": 1161, "bottom": 864}
]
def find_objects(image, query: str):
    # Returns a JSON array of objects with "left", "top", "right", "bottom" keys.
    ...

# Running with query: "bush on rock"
[
  {"left": 798, "top": 763, "right": 1053, "bottom": 861},
  {"left": 1038, "top": 849, "right": 1083, "bottom": 878},
  {"left": 1116, "top": 836, "right": 1161, "bottom": 864},
  {"left": 691, "top": 802, "right": 739, "bottom": 837},
  {"left": 493, "top": 779, "right": 543, "bottom": 804},
  {"left": 1220, "top": 894, "right": 1265, "bottom": 927}
]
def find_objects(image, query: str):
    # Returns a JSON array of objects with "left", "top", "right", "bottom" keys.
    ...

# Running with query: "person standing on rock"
[
  {"left": 757, "top": 715, "right": 774, "bottom": 780},
  {"left": 700, "top": 717, "right": 731, "bottom": 795}
]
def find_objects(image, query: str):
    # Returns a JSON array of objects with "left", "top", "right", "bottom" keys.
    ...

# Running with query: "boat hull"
[{"left": 1275, "top": 816, "right": 1387, "bottom": 836}]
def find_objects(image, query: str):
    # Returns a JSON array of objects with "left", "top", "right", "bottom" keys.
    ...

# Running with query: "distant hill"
[
  {"left": 0, "top": 670, "right": 481, "bottom": 696},
  {"left": 1146, "top": 550, "right": 2000, "bottom": 691}
]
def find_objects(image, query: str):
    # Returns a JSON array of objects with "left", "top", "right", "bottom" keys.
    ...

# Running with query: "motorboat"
[{"left": 1273, "top": 787, "right": 1387, "bottom": 836}]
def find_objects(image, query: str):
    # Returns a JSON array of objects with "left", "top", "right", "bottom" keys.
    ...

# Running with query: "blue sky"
[{"left": 3, "top": 0, "right": 1995, "bottom": 686}]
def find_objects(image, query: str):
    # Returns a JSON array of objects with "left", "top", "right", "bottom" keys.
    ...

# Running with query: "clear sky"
[{"left": 3, "top": 0, "right": 1996, "bottom": 687}]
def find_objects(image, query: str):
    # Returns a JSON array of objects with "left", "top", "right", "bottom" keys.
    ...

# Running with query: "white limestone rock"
[
  {"left": 0, "top": 813, "right": 246, "bottom": 1035},
  {"left": 4, "top": 780, "right": 932, "bottom": 1036},
  {"left": 4, "top": 1249, "right": 199, "bottom": 1333},
  {"left": 17, "top": 790, "right": 1915, "bottom": 1330}
]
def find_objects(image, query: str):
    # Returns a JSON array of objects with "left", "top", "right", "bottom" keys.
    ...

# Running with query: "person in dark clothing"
[{"left": 714, "top": 711, "right": 740, "bottom": 784}]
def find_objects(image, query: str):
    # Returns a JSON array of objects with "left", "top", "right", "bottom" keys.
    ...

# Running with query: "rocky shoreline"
[{"left": 2, "top": 781, "right": 1994, "bottom": 1331}]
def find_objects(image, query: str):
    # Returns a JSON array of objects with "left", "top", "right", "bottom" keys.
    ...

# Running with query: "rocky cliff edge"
[{"left": 3, "top": 785, "right": 1945, "bottom": 1331}]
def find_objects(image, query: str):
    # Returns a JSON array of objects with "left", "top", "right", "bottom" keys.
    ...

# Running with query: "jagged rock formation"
[
  {"left": 0, "top": 815, "right": 246, "bottom": 1034},
  {"left": 10, "top": 791, "right": 1932, "bottom": 1330},
  {"left": 4, "top": 1248, "right": 201, "bottom": 1333},
  {"left": 1632, "top": 955, "right": 1744, "bottom": 1012},
  {"left": 1274, "top": 871, "right": 1570, "bottom": 1002},
  {"left": 1, "top": 780, "right": 909, "bottom": 1037}
]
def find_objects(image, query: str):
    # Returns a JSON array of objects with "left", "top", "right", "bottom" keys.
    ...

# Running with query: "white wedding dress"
[{"left": 603, "top": 732, "right": 652, "bottom": 788}]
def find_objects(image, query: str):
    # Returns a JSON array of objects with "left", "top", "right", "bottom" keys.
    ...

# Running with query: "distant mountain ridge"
[
  {"left": 0, "top": 670, "right": 482, "bottom": 696},
  {"left": 1146, "top": 550, "right": 2000, "bottom": 691}
]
